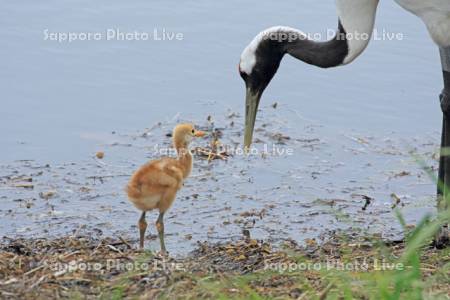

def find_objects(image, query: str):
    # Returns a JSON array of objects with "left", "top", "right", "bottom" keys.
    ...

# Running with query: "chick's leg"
[
  {"left": 138, "top": 211, "right": 147, "bottom": 249},
  {"left": 156, "top": 212, "right": 166, "bottom": 254}
]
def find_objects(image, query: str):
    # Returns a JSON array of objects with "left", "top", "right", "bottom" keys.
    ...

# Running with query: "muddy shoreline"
[
  {"left": 0, "top": 108, "right": 447, "bottom": 299},
  {"left": 1, "top": 232, "right": 448, "bottom": 299},
  {"left": 0, "top": 107, "right": 442, "bottom": 256}
]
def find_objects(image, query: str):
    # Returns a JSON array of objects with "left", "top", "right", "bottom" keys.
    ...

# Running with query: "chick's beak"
[{"left": 194, "top": 130, "right": 206, "bottom": 137}]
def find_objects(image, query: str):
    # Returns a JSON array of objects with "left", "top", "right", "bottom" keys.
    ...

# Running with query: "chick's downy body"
[{"left": 126, "top": 123, "right": 204, "bottom": 252}]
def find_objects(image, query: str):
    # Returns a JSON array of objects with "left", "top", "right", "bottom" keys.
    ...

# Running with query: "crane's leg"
[
  {"left": 138, "top": 211, "right": 147, "bottom": 249},
  {"left": 436, "top": 46, "right": 450, "bottom": 248},
  {"left": 156, "top": 212, "right": 167, "bottom": 254}
]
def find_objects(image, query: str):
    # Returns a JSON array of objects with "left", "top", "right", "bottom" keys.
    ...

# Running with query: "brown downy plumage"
[{"left": 127, "top": 123, "right": 205, "bottom": 253}]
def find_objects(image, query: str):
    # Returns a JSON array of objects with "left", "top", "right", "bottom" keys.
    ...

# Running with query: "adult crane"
[{"left": 239, "top": 0, "right": 450, "bottom": 247}]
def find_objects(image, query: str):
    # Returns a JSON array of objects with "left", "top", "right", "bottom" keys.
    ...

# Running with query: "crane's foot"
[
  {"left": 156, "top": 250, "right": 169, "bottom": 258},
  {"left": 434, "top": 225, "right": 449, "bottom": 249},
  {"left": 138, "top": 211, "right": 148, "bottom": 249}
]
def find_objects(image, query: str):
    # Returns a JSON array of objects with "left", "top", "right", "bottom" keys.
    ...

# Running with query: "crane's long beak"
[{"left": 244, "top": 88, "right": 261, "bottom": 150}]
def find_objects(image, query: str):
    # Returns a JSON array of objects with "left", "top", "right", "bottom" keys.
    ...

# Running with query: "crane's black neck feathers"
[
  {"left": 256, "top": 21, "right": 349, "bottom": 69},
  {"left": 243, "top": 21, "right": 349, "bottom": 94},
  {"left": 285, "top": 21, "right": 349, "bottom": 68}
]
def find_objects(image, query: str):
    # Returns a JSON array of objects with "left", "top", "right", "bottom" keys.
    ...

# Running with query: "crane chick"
[{"left": 127, "top": 124, "right": 205, "bottom": 254}]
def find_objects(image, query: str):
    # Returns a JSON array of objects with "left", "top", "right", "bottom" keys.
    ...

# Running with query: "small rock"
[
  {"left": 289, "top": 288, "right": 303, "bottom": 298},
  {"left": 39, "top": 190, "right": 57, "bottom": 200},
  {"left": 79, "top": 186, "right": 91, "bottom": 193},
  {"left": 96, "top": 152, "right": 105, "bottom": 159}
]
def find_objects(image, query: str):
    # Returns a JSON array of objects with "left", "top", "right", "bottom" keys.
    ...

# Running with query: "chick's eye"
[{"left": 191, "top": 129, "right": 195, "bottom": 134}]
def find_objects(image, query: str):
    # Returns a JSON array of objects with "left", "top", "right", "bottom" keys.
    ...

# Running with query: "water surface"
[{"left": 0, "top": 0, "right": 443, "bottom": 254}]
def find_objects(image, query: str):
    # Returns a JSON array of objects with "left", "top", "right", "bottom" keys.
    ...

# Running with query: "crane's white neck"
[
  {"left": 240, "top": 26, "right": 306, "bottom": 75},
  {"left": 336, "top": 0, "right": 379, "bottom": 64}
]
